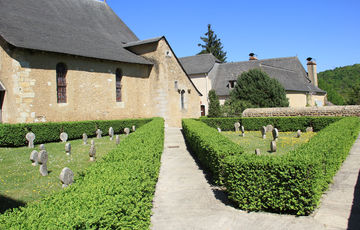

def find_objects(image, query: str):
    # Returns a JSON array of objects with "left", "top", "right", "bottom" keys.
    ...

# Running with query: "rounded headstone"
[
  {"left": 82, "top": 133, "right": 88, "bottom": 145},
  {"left": 60, "top": 132, "right": 68, "bottom": 142},
  {"left": 91, "top": 139, "right": 95, "bottom": 145},
  {"left": 217, "top": 127, "right": 222, "bottom": 133},
  {"left": 306, "top": 127, "right": 313, "bottom": 133},
  {"left": 116, "top": 135, "right": 120, "bottom": 145},
  {"left": 30, "top": 150, "right": 38, "bottom": 166},
  {"left": 241, "top": 126, "right": 245, "bottom": 136},
  {"left": 26, "top": 132, "right": 36, "bottom": 148},
  {"left": 89, "top": 144, "right": 96, "bottom": 161},
  {"left": 261, "top": 126, "right": 266, "bottom": 139},
  {"left": 234, "top": 122, "right": 240, "bottom": 132},
  {"left": 266, "top": 125, "right": 274, "bottom": 132},
  {"left": 124, "top": 128, "right": 130, "bottom": 135},
  {"left": 59, "top": 167, "right": 74, "bottom": 188},
  {"left": 38, "top": 150, "right": 48, "bottom": 164},
  {"left": 270, "top": 141, "right": 277, "bottom": 152},
  {"left": 272, "top": 128, "right": 279, "bottom": 141},
  {"left": 39, "top": 144, "right": 46, "bottom": 151},
  {"left": 96, "top": 129, "right": 103, "bottom": 138},
  {"left": 132, "top": 126, "right": 136, "bottom": 132},
  {"left": 65, "top": 143, "right": 71, "bottom": 155},
  {"left": 296, "top": 130, "right": 302, "bottom": 138},
  {"left": 255, "top": 149, "right": 261, "bottom": 155}
]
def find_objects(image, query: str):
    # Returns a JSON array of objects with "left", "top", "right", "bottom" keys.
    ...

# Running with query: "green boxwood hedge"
[
  {"left": 198, "top": 117, "right": 343, "bottom": 132},
  {"left": 0, "top": 118, "right": 152, "bottom": 147},
  {"left": 184, "top": 117, "right": 360, "bottom": 215},
  {"left": 0, "top": 117, "right": 164, "bottom": 229},
  {"left": 182, "top": 119, "right": 244, "bottom": 184}
]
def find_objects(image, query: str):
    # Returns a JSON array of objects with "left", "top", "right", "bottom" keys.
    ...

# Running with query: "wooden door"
[{"left": 201, "top": 105, "right": 205, "bottom": 116}]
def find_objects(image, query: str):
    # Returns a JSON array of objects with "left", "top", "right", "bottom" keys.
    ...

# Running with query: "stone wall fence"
[{"left": 242, "top": 105, "right": 360, "bottom": 117}]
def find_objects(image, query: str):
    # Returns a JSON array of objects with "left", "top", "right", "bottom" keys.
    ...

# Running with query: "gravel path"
[{"left": 151, "top": 127, "right": 360, "bottom": 230}]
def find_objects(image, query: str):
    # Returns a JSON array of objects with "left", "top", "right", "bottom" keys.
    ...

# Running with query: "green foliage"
[
  {"left": 197, "top": 24, "right": 227, "bottom": 63},
  {"left": 347, "top": 84, "right": 360, "bottom": 105},
  {"left": 0, "top": 118, "right": 164, "bottom": 229},
  {"left": 221, "top": 99, "right": 254, "bottom": 117},
  {"left": 198, "top": 117, "right": 342, "bottom": 132},
  {"left": 185, "top": 117, "right": 360, "bottom": 215},
  {"left": 318, "top": 78, "right": 345, "bottom": 105},
  {"left": 208, "top": 89, "right": 222, "bottom": 117},
  {"left": 231, "top": 69, "right": 289, "bottom": 108},
  {"left": 318, "top": 64, "right": 360, "bottom": 104},
  {"left": 0, "top": 118, "right": 152, "bottom": 147},
  {"left": 182, "top": 119, "right": 243, "bottom": 184}
]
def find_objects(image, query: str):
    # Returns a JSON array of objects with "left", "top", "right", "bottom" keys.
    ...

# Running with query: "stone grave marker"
[
  {"left": 296, "top": 130, "right": 302, "bottom": 138},
  {"left": 124, "top": 128, "right": 130, "bottom": 135},
  {"left": 241, "top": 126, "right": 245, "bottom": 137},
  {"left": 60, "top": 132, "right": 68, "bottom": 143},
  {"left": 30, "top": 150, "right": 38, "bottom": 166},
  {"left": 91, "top": 140, "right": 95, "bottom": 145},
  {"left": 270, "top": 141, "right": 277, "bottom": 153},
  {"left": 272, "top": 128, "right": 279, "bottom": 141},
  {"left": 132, "top": 126, "right": 136, "bottom": 132},
  {"left": 89, "top": 142, "right": 96, "bottom": 161},
  {"left": 39, "top": 144, "right": 46, "bottom": 151},
  {"left": 261, "top": 126, "right": 266, "bottom": 139},
  {"left": 116, "top": 135, "right": 120, "bottom": 145},
  {"left": 82, "top": 133, "right": 88, "bottom": 145},
  {"left": 255, "top": 149, "right": 261, "bottom": 155},
  {"left": 109, "top": 127, "right": 114, "bottom": 141},
  {"left": 26, "top": 132, "right": 36, "bottom": 148},
  {"left": 59, "top": 167, "right": 74, "bottom": 188},
  {"left": 306, "top": 127, "right": 313, "bottom": 132},
  {"left": 65, "top": 143, "right": 71, "bottom": 155},
  {"left": 217, "top": 127, "right": 222, "bottom": 133},
  {"left": 96, "top": 129, "right": 102, "bottom": 138},
  {"left": 38, "top": 150, "right": 48, "bottom": 176},
  {"left": 234, "top": 122, "right": 240, "bottom": 132},
  {"left": 266, "top": 125, "right": 274, "bottom": 132}
]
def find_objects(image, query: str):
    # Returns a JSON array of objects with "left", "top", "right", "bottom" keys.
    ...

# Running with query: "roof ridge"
[
  {"left": 179, "top": 53, "right": 216, "bottom": 59},
  {"left": 219, "top": 56, "right": 298, "bottom": 66}
]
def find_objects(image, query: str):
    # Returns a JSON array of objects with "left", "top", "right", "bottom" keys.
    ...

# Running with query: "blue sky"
[{"left": 107, "top": 0, "right": 359, "bottom": 72}]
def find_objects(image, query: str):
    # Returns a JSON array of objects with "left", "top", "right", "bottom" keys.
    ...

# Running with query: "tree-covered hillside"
[{"left": 318, "top": 64, "right": 360, "bottom": 105}]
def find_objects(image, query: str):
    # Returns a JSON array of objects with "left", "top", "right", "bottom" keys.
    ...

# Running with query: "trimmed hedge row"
[
  {"left": 0, "top": 118, "right": 152, "bottom": 147},
  {"left": 198, "top": 117, "right": 343, "bottom": 132},
  {"left": 223, "top": 117, "right": 360, "bottom": 215},
  {"left": 0, "top": 118, "right": 164, "bottom": 229},
  {"left": 184, "top": 117, "right": 360, "bottom": 215},
  {"left": 182, "top": 119, "right": 244, "bottom": 183}
]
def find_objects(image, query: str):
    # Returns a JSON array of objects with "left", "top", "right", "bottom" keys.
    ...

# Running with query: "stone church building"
[{"left": 0, "top": 0, "right": 201, "bottom": 127}]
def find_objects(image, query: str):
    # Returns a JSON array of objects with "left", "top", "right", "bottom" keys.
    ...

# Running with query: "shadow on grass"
[
  {"left": 180, "top": 129, "right": 237, "bottom": 209},
  {"left": 0, "top": 195, "right": 26, "bottom": 214},
  {"left": 347, "top": 170, "right": 360, "bottom": 230}
]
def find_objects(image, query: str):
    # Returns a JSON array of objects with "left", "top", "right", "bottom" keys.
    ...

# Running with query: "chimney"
[
  {"left": 249, "top": 53, "right": 258, "bottom": 61},
  {"left": 306, "top": 57, "right": 318, "bottom": 87}
]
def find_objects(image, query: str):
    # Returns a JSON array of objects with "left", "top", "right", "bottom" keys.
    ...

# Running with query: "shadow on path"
[
  {"left": 347, "top": 170, "right": 360, "bottom": 230},
  {"left": 181, "top": 129, "right": 237, "bottom": 209},
  {"left": 0, "top": 195, "right": 26, "bottom": 214}
]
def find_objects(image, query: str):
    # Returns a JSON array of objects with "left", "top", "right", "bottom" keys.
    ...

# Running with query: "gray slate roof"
[
  {"left": 182, "top": 56, "right": 325, "bottom": 96},
  {"left": 123, "top": 37, "right": 163, "bottom": 48},
  {"left": 0, "top": 0, "right": 152, "bottom": 65},
  {"left": 179, "top": 54, "right": 221, "bottom": 75}
]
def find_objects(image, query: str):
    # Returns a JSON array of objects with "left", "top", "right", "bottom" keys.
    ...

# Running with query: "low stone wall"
[{"left": 242, "top": 106, "right": 360, "bottom": 117}]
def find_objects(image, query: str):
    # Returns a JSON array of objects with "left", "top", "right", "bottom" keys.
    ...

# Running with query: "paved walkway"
[{"left": 151, "top": 128, "right": 360, "bottom": 230}]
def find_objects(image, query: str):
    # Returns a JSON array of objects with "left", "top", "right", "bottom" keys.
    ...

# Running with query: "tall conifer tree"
[{"left": 198, "top": 24, "right": 227, "bottom": 63}]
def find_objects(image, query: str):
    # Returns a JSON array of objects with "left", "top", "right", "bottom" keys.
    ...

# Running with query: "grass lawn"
[
  {"left": 0, "top": 135, "right": 126, "bottom": 212},
  {"left": 222, "top": 131, "right": 316, "bottom": 155}
]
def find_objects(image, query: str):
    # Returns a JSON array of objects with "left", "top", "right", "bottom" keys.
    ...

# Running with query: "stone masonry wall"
[{"left": 242, "top": 106, "right": 360, "bottom": 117}]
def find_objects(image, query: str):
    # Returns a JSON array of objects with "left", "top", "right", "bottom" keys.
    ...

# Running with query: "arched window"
[
  {"left": 56, "top": 63, "right": 67, "bottom": 103},
  {"left": 116, "top": 68, "right": 122, "bottom": 102},
  {"left": 180, "top": 89, "right": 185, "bottom": 110}
]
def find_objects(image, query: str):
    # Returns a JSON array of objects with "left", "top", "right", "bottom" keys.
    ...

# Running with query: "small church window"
[
  {"left": 56, "top": 63, "right": 67, "bottom": 103},
  {"left": 229, "top": 80, "right": 236, "bottom": 89},
  {"left": 116, "top": 68, "right": 122, "bottom": 102},
  {"left": 181, "top": 89, "right": 185, "bottom": 110}
]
